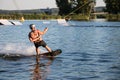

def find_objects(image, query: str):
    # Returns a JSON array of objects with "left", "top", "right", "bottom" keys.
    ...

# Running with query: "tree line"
[
  {"left": 56, "top": 0, "right": 95, "bottom": 15},
  {"left": 104, "top": 0, "right": 120, "bottom": 14},
  {"left": 56, "top": 0, "right": 120, "bottom": 15}
]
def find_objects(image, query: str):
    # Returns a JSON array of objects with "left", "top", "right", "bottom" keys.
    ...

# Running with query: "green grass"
[
  {"left": 0, "top": 13, "right": 120, "bottom": 21},
  {"left": 107, "top": 14, "right": 120, "bottom": 21}
]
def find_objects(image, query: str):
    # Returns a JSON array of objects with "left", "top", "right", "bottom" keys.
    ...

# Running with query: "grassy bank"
[
  {"left": 107, "top": 14, "right": 120, "bottom": 21},
  {"left": 0, "top": 13, "right": 90, "bottom": 21},
  {"left": 0, "top": 13, "right": 120, "bottom": 21},
  {"left": 68, "top": 14, "right": 90, "bottom": 21},
  {"left": 0, "top": 14, "right": 61, "bottom": 20}
]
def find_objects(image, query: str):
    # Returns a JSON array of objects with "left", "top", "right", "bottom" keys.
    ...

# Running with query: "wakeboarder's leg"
[
  {"left": 45, "top": 46, "right": 52, "bottom": 52},
  {"left": 35, "top": 47, "right": 40, "bottom": 56},
  {"left": 45, "top": 46, "right": 53, "bottom": 56}
]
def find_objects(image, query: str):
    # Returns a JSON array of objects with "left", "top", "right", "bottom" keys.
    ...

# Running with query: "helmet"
[{"left": 29, "top": 24, "right": 35, "bottom": 29}]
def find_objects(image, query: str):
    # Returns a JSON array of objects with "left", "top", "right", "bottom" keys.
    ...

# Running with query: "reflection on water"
[{"left": 32, "top": 56, "right": 54, "bottom": 80}]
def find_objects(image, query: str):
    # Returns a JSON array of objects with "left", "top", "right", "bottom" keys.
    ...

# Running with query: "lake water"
[{"left": 0, "top": 19, "right": 120, "bottom": 80}]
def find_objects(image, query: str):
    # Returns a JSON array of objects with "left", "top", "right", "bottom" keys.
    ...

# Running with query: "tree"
[
  {"left": 104, "top": 0, "right": 120, "bottom": 14},
  {"left": 72, "top": 0, "right": 96, "bottom": 14},
  {"left": 56, "top": 0, "right": 96, "bottom": 15},
  {"left": 55, "top": 0, "right": 72, "bottom": 15}
]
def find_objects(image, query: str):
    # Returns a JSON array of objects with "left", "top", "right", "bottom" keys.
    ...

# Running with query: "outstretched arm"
[{"left": 39, "top": 27, "right": 48, "bottom": 35}]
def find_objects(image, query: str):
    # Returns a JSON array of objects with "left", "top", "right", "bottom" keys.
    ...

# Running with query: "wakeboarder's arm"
[
  {"left": 28, "top": 33, "right": 33, "bottom": 42},
  {"left": 39, "top": 27, "right": 48, "bottom": 35},
  {"left": 28, "top": 32, "right": 40, "bottom": 42}
]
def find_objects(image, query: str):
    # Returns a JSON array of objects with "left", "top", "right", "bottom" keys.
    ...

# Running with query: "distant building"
[
  {"left": 94, "top": 7, "right": 105, "bottom": 12},
  {"left": 40, "top": 8, "right": 59, "bottom": 15},
  {"left": 51, "top": 8, "right": 59, "bottom": 15}
]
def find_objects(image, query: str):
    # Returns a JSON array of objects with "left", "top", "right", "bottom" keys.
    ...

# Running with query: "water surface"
[{"left": 0, "top": 19, "right": 120, "bottom": 80}]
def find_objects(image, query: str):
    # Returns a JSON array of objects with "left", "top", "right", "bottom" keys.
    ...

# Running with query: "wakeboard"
[{"left": 40, "top": 49, "right": 62, "bottom": 57}]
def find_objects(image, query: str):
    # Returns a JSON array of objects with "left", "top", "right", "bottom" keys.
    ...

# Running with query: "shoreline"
[{"left": 0, "top": 14, "right": 120, "bottom": 21}]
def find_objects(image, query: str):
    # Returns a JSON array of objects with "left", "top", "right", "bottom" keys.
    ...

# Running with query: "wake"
[{"left": 0, "top": 43, "right": 46, "bottom": 58}]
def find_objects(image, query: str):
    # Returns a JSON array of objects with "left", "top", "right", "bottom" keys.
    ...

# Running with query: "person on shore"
[{"left": 28, "top": 24, "right": 52, "bottom": 56}]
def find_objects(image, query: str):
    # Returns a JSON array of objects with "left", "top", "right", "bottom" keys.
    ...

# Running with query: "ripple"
[
  {"left": 110, "top": 65, "right": 120, "bottom": 70},
  {"left": 0, "top": 20, "right": 120, "bottom": 80},
  {"left": 0, "top": 70, "right": 8, "bottom": 73},
  {"left": 72, "top": 58, "right": 93, "bottom": 62},
  {"left": 97, "top": 59, "right": 112, "bottom": 63}
]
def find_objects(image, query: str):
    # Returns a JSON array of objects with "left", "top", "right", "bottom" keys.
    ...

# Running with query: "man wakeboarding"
[{"left": 28, "top": 24, "right": 52, "bottom": 57}]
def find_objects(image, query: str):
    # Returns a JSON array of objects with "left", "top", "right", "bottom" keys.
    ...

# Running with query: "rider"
[{"left": 28, "top": 24, "right": 52, "bottom": 56}]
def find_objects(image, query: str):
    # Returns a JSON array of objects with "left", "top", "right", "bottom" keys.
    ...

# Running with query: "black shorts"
[{"left": 34, "top": 40, "right": 47, "bottom": 48}]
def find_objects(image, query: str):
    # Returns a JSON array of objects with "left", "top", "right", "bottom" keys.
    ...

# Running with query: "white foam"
[
  {"left": 57, "top": 19, "right": 69, "bottom": 26},
  {"left": 43, "top": 21, "right": 50, "bottom": 24},
  {"left": 0, "top": 43, "right": 46, "bottom": 56}
]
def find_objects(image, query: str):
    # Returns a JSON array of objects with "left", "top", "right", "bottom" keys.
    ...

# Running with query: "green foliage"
[
  {"left": 0, "top": 14, "right": 61, "bottom": 20},
  {"left": 70, "top": 14, "right": 89, "bottom": 20},
  {"left": 56, "top": 0, "right": 96, "bottom": 16},
  {"left": 107, "top": 14, "right": 120, "bottom": 21},
  {"left": 104, "top": 0, "right": 120, "bottom": 14},
  {"left": 74, "top": 0, "right": 87, "bottom": 14},
  {"left": 55, "top": 0, "right": 72, "bottom": 15}
]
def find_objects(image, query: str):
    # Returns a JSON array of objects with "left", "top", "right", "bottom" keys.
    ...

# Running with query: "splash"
[
  {"left": 0, "top": 43, "right": 46, "bottom": 56},
  {"left": 57, "top": 19, "right": 69, "bottom": 26}
]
